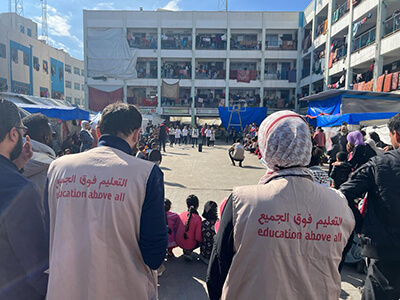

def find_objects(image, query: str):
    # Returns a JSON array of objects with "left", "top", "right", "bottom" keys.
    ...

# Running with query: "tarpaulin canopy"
[
  {"left": 317, "top": 112, "right": 397, "bottom": 127},
  {"left": 218, "top": 107, "right": 267, "bottom": 131},
  {"left": 16, "top": 103, "right": 90, "bottom": 121},
  {"left": 306, "top": 95, "right": 341, "bottom": 117}
]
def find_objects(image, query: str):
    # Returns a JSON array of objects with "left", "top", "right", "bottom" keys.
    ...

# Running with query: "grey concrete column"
[
  {"left": 373, "top": 0, "right": 386, "bottom": 91},
  {"left": 157, "top": 12, "right": 162, "bottom": 112},
  {"left": 123, "top": 81, "right": 127, "bottom": 103},
  {"left": 191, "top": 12, "right": 196, "bottom": 125},
  {"left": 225, "top": 12, "right": 231, "bottom": 107},
  {"left": 260, "top": 12, "right": 266, "bottom": 107},
  {"left": 123, "top": 12, "right": 127, "bottom": 103},
  {"left": 309, "top": 3, "right": 317, "bottom": 95},
  {"left": 345, "top": 1, "right": 354, "bottom": 89},
  {"left": 83, "top": 10, "right": 89, "bottom": 110},
  {"left": 295, "top": 13, "right": 304, "bottom": 113}
]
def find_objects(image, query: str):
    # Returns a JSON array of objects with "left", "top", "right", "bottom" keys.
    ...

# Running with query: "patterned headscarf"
[
  {"left": 347, "top": 131, "right": 366, "bottom": 146},
  {"left": 258, "top": 110, "right": 313, "bottom": 184}
]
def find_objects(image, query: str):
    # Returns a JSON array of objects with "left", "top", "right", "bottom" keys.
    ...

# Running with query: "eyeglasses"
[{"left": 15, "top": 126, "right": 28, "bottom": 135}]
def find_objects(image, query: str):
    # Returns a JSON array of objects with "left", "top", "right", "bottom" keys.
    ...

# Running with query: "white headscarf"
[{"left": 258, "top": 110, "right": 314, "bottom": 184}]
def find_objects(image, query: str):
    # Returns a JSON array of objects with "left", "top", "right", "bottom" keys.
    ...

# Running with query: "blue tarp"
[
  {"left": 306, "top": 95, "right": 341, "bottom": 117},
  {"left": 218, "top": 107, "right": 268, "bottom": 131},
  {"left": 17, "top": 104, "right": 90, "bottom": 121},
  {"left": 317, "top": 112, "right": 397, "bottom": 127}
]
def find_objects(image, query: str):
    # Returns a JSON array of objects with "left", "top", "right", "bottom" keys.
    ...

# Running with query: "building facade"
[
  {"left": 0, "top": 13, "right": 86, "bottom": 108},
  {"left": 84, "top": 0, "right": 400, "bottom": 116}
]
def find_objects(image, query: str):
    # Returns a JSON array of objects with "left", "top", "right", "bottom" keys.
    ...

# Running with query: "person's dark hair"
[
  {"left": 336, "top": 151, "right": 348, "bottom": 162},
  {"left": 99, "top": 103, "right": 142, "bottom": 137},
  {"left": 0, "top": 99, "right": 21, "bottom": 143},
  {"left": 235, "top": 138, "right": 241, "bottom": 143},
  {"left": 184, "top": 194, "right": 199, "bottom": 240},
  {"left": 202, "top": 201, "right": 218, "bottom": 221},
  {"left": 360, "top": 130, "right": 366, "bottom": 137},
  {"left": 388, "top": 113, "right": 400, "bottom": 135},
  {"left": 369, "top": 132, "right": 381, "bottom": 143},
  {"left": 164, "top": 199, "right": 171, "bottom": 212},
  {"left": 309, "top": 146, "right": 323, "bottom": 167},
  {"left": 22, "top": 113, "right": 51, "bottom": 143}
]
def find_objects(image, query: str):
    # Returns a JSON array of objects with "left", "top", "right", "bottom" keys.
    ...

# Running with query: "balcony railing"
[
  {"left": 335, "top": 45, "right": 347, "bottom": 61},
  {"left": 229, "top": 70, "right": 258, "bottom": 81},
  {"left": 162, "top": 66, "right": 191, "bottom": 79},
  {"left": 332, "top": 1, "right": 349, "bottom": 24},
  {"left": 230, "top": 40, "right": 261, "bottom": 50},
  {"left": 161, "top": 35, "right": 192, "bottom": 50},
  {"left": 195, "top": 70, "right": 226, "bottom": 80},
  {"left": 353, "top": 27, "right": 376, "bottom": 52},
  {"left": 196, "top": 35, "right": 227, "bottom": 50},
  {"left": 127, "top": 35, "right": 157, "bottom": 49},
  {"left": 301, "top": 68, "right": 311, "bottom": 79},
  {"left": 384, "top": 13, "right": 400, "bottom": 36}
]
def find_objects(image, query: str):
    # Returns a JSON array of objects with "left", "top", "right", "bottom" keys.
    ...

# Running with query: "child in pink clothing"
[
  {"left": 176, "top": 195, "right": 203, "bottom": 261},
  {"left": 165, "top": 199, "right": 179, "bottom": 257}
]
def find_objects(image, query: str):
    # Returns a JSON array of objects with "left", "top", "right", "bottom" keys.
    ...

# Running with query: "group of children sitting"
[{"left": 164, "top": 195, "right": 225, "bottom": 266}]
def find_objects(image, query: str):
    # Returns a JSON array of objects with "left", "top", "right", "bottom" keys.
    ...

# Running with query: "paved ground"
[{"left": 158, "top": 140, "right": 365, "bottom": 299}]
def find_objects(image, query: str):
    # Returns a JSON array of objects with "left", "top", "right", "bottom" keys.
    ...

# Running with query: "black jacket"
[
  {"left": 348, "top": 143, "right": 376, "bottom": 170},
  {"left": 340, "top": 148, "right": 400, "bottom": 260},
  {"left": 0, "top": 155, "right": 49, "bottom": 299},
  {"left": 331, "top": 162, "right": 352, "bottom": 189}
]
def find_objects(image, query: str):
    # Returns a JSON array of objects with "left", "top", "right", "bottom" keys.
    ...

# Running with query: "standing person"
[
  {"left": 313, "top": 126, "right": 326, "bottom": 150},
  {"left": 207, "top": 111, "right": 355, "bottom": 300},
  {"left": 22, "top": 113, "right": 56, "bottom": 199},
  {"left": 327, "top": 134, "right": 342, "bottom": 176},
  {"left": 175, "top": 126, "right": 182, "bottom": 145},
  {"left": 340, "top": 113, "right": 400, "bottom": 300},
  {"left": 0, "top": 99, "right": 49, "bottom": 299},
  {"left": 309, "top": 146, "right": 331, "bottom": 187},
  {"left": 188, "top": 125, "right": 192, "bottom": 145},
  {"left": 206, "top": 126, "right": 211, "bottom": 146},
  {"left": 182, "top": 125, "right": 188, "bottom": 145},
  {"left": 159, "top": 123, "right": 168, "bottom": 152},
  {"left": 228, "top": 138, "right": 245, "bottom": 167},
  {"left": 176, "top": 195, "right": 203, "bottom": 261},
  {"left": 330, "top": 152, "right": 352, "bottom": 189},
  {"left": 79, "top": 120, "right": 94, "bottom": 152},
  {"left": 200, "top": 201, "right": 218, "bottom": 265},
  {"left": 192, "top": 125, "right": 199, "bottom": 148},
  {"left": 339, "top": 123, "right": 349, "bottom": 151},
  {"left": 46, "top": 103, "right": 167, "bottom": 300},
  {"left": 209, "top": 127, "right": 216, "bottom": 147},
  {"left": 201, "top": 124, "right": 207, "bottom": 145},
  {"left": 169, "top": 125, "right": 175, "bottom": 147},
  {"left": 346, "top": 131, "right": 376, "bottom": 170}
]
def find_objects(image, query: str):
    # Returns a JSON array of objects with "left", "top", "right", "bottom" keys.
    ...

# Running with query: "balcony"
[
  {"left": 229, "top": 70, "right": 258, "bottom": 82},
  {"left": 332, "top": 1, "right": 350, "bottom": 24},
  {"left": 231, "top": 34, "right": 261, "bottom": 50},
  {"left": 136, "top": 61, "right": 157, "bottom": 79},
  {"left": 384, "top": 13, "right": 400, "bottom": 37},
  {"left": 127, "top": 31, "right": 157, "bottom": 49},
  {"left": 162, "top": 62, "right": 191, "bottom": 79},
  {"left": 195, "top": 62, "right": 225, "bottom": 80},
  {"left": 301, "top": 68, "right": 311, "bottom": 79},
  {"left": 196, "top": 34, "right": 227, "bottom": 50},
  {"left": 161, "top": 33, "right": 192, "bottom": 50},
  {"left": 315, "top": 20, "right": 327, "bottom": 38},
  {"left": 352, "top": 27, "right": 376, "bottom": 52}
]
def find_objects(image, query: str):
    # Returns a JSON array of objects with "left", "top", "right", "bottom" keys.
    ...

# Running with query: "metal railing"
[
  {"left": 353, "top": 27, "right": 376, "bottom": 52},
  {"left": 384, "top": 13, "right": 400, "bottom": 36},
  {"left": 332, "top": 1, "right": 349, "bottom": 24}
]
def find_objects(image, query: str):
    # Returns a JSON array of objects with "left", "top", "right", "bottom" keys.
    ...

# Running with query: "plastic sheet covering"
[
  {"left": 306, "top": 95, "right": 341, "bottom": 117},
  {"left": 341, "top": 97, "right": 400, "bottom": 113},
  {"left": 16, "top": 104, "right": 90, "bottom": 121},
  {"left": 218, "top": 107, "right": 268, "bottom": 131},
  {"left": 88, "top": 86, "right": 124, "bottom": 112},
  {"left": 161, "top": 80, "right": 179, "bottom": 100},
  {"left": 316, "top": 112, "right": 398, "bottom": 127},
  {"left": 87, "top": 28, "right": 138, "bottom": 79}
]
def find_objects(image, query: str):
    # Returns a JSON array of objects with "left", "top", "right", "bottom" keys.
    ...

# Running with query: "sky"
[{"left": 1, "top": 0, "right": 311, "bottom": 60}]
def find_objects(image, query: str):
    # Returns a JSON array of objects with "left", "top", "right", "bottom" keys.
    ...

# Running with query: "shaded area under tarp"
[
  {"left": 218, "top": 107, "right": 267, "bottom": 131},
  {"left": 316, "top": 112, "right": 397, "bottom": 127},
  {"left": 17, "top": 104, "right": 90, "bottom": 121}
]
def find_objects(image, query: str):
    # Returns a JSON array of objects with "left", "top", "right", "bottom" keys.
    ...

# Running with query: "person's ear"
[
  {"left": 8, "top": 127, "right": 19, "bottom": 143},
  {"left": 96, "top": 125, "right": 101, "bottom": 138},
  {"left": 395, "top": 131, "right": 400, "bottom": 143}
]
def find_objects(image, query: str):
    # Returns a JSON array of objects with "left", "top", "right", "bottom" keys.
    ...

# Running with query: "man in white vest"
[
  {"left": 46, "top": 103, "right": 167, "bottom": 300},
  {"left": 207, "top": 110, "right": 355, "bottom": 300}
]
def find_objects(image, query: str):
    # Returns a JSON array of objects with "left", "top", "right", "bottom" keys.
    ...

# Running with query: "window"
[
  {"left": 74, "top": 67, "right": 80, "bottom": 75},
  {"left": 74, "top": 98, "right": 81, "bottom": 105},
  {"left": 33, "top": 56, "right": 40, "bottom": 71},
  {"left": 266, "top": 35, "right": 279, "bottom": 47},
  {"left": 74, "top": 83, "right": 80, "bottom": 90},
  {"left": 65, "top": 64, "right": 71, "bottom": 73},
  {"left": 0, "top": 43, "right": 6, "bottom": 58},
  {"left": 40, "top": 87, "right": 49, "bottom": 97},
  {"left": 66, "top": 96, "right": 72, "bottom": 103},
  {"left": 66, "top": 80, "right": 72, "bottom": 88},
  {"left": 81, "top": 84, "right": 85, "bottom": 91},
  {"left": 81, "top": 69, "right": 84, "bottom": 76},
  {"left": 23, "top": 53, "right": 29, "bottom": 66},
  {"left": 20, "top": 25, "right": 24, "bottom": 34},
  {"left": 43, "top": 60, "right": 48, "bottom": 74},
  {"left": 27, "top": 28, "right": 32, "bottom": 37},
  {"left": 265, "top": 62, "right": 278, "bottom": 73},
  {"left": 11, "top": 48, "right": 18, "bottom": 63}
]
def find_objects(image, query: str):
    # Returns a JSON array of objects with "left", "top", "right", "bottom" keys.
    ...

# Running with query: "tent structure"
[
  {"left": 300, "top": 90, "right": 400, "bottom": 127},
  {"left": 0, "top": 92, "right": 90, "bottom": 121}
]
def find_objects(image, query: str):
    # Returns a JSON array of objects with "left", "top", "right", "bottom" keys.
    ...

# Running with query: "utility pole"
[
  {"left": 218, "top": 0, "right": 228, "bottom": 11},
  {"left": 15, "top": 0, "right": 23, "bottom": 16}
]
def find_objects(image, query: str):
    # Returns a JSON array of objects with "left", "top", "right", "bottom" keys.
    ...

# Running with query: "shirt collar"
[
  {"left": 98, "top": 135, "right": 132, "bottom": 155},
  {"left": 0, "top": 154, "right": 18, "bottom": 171}
]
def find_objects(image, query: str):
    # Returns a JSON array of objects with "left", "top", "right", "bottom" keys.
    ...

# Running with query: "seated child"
[
  {"left": 165, "top": 199, "right": 179, "bottom": 257},
  {"left": 200, "top": 201, "right": 218, "bottom": 264},
  {"left": 176, "top": 195, "right": 203, "bottom": 261},
  {"left": 330, "top": 151, "right": 352, "bottom": 189}
]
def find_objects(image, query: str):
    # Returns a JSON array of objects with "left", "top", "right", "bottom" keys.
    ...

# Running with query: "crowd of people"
[{"left": 1, "top": 97, "right": 399, "bottom": 300}]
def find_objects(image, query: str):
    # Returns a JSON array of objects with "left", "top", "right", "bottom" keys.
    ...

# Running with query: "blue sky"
[{"left": 1, "top": 0, "right": 311, "bottom": 60}]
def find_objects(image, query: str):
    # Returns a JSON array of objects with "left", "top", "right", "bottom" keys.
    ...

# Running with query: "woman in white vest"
[{"left": 207, "top": 110, "right": 355, "bottom": 300}]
